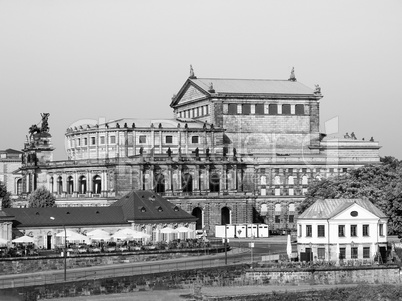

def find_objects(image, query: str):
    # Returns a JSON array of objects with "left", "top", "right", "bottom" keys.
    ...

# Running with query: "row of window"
[
  {"left": 313, "top": 247, "right": 371, "bottom": 259},
  {"left": 261, "top": 188, "right": 308, "bottom": 196},
  {"left": 72, "top": 135, "right": 201, "bottom": 147},
  {"left": 227, "top": 104, "right": 305, "bottom": 115},
  {"left": 178, "top": 105, "right": 209, "bottom": 119},
  {"left": 301, "top": 224, "right": 385, "bottom": 238},
  {"left": 50, "top": 175, "right": 102, "bottom": 195}
]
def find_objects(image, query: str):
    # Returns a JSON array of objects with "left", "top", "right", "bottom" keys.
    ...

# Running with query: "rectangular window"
[
  {"left": 363, "top": 247, "right": 370, "bottom": 258},
  {"left": 379, "top": 224, "right": 384, "bottom": 236},
  {"left": 339, "top": 247, "right": 346, "bottom": 259},
  {"left": 306, "top": 225, "right": 312, "bottom": 237},
  {"left": 274, "top": 188, "right": 280, "bottom": 196},
  {"left": 317, "top": 225, "right": 325, "bottom": 237},
  {"left": 275, "top": 215, "right": 280, "bottom": 223},
  {"left": 298, "top": 224, "right": 302, "bottom": 237},
  {"left": 84, "top": 138, "right": 88, "bottom": 146},
  {"left": 91, "top": 137, "right": 96, "bottom": 145},
  {"left": 205, "top": 105, "right": 209, "bottom": 115},
  {"left": 250, "top": 104, "right": 255, "bottom": 114},
  {"left": 289, "top": 215, "right": 294, "bottom": 223},
  {"left": 179, "top": 111, "right": 182, "bottom": 118},
  {"left": 77, "top": 138, "right": 81, "bottom": 146},
  {"left": 165, "top": 136, "right": 173, "bottom": 144},
  {"left": 338, "top": 225, "right": 345, "bottom": 237},
  {"left": 237, "top": 104, "right": 242, "bottom": 114},
  {"left": 255, "top": 104, "right": 264, "bottom": 115},
  {"left": 290, "top": 104, "right": 295, "bottom": 115},
  {"left": 139, "top": 135, "right": 146, "bottom": 143},
  {"left": 268, "top": 104, "right": 277, "bottom": 115},
  {"left": 317, "top": 248, "right": 325, "bottom": 259},
  {"left": 242, "top": 104, "right": 251, "bottom": 115},
  {"left": 228, "top": 104, "right": 237, "bottom": 114},
  {"left": 288, "top": 188, "right": 294, "bottom": 196},
  {"left": 363, "top": 224, "right": 369, "bottom": 236},
  {"left": 110, "top": 136, "right": 116, "bottom": 144},
  {"left": 282, "top": 104, "right": 291, "bottom": 115},
  {"left": 100, "top": 136, "right": 105, "bottom": 144},
  {"left": 351, "top": 247, "right": 358, "bottom": 259},
  {"left": 351, "top": 225, "right": 357, "bottom": 237},
  {"left": 295, "top": 104, "right": 304, "bottom": 115},
  {"left": 191, "top": 136, "right": 199, "bottom": 143}
]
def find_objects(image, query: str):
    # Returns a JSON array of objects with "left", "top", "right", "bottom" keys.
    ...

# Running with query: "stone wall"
[
  {"left": 0, "top": 250, "right": 203, "bottom": 275},
  {"left": 1, "top": 265, "right": 399, "bottom": 301}
]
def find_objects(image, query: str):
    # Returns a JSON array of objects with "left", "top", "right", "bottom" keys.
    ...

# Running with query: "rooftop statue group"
[
  {"left": 29, "top": 113, "right": 50, "bottom": 138},
  {"left": 344, "top": 132, "right": 374, "bottom": 142}
]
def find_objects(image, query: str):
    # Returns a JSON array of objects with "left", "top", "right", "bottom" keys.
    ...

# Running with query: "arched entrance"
[
  {"left": 221, "top": 206, "right": 231, "bottom": 225},
  {"left": 182, "top": 173, "right": 193, "bottom": 193},
  {"left": 192, "top": 207, "right": 203, "bottom": 230}
]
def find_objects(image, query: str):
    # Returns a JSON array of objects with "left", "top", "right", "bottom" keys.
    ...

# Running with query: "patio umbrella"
[
  {"left": 112, "top": 228, "right": 146, "bottom": 240},
  {"left": 56, "top": 230, "right": 89, "bottom": 243},
  {"left": 160, "top": 227, "right": 178, "bottom": 234},
  {"left": 86, "top": 229, "right": 111, "bottom": 241},
  {"left": 12, "top": 235, "right": 34, "bottom": 244},
  {"left": 286, "top": 234, "right": 292, "bottom": 260},
  {"left": 176, "top": 226, "right": 194, "bottom": 233}
]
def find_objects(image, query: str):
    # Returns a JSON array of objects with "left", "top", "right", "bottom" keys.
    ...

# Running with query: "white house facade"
[{"left": 297, "top": 199, "right": 388, "bottom": 262}]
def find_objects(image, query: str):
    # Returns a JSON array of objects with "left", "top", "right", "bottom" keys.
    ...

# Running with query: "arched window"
[
  {"left": 288, "top": 176, "right": 294, "bottom": 185},
  {"left": 79, "top": 176, "right": 87, "bottom": 194},
  {"left": 275, "top": 203, "right": 281, "bottom": 212},
  {"left": 192, "top": 207, "right": 203, "bottom": 230},
  {"left": 261, "top": 204, "right": 268, "bottom": 216},
  {"left": 302, "top": 175, "right": 308, "bottom": 185},
  {"left": 221, "top": 207, "right": 231, "bottom": 225},
  {"left": 49, "top": 177, "right": 54, "bottom": 193},
  {"left": 57, "top": 176, "right": 63, "bottom": 194},
  {"left": 288, "top": 203, "right": 295, "bottom": 212},
  {"left": 182, "top": 173, "right": 193, "bottom": 193},
  {"left": 67, "top": 176, "right": 74, "bottom": 194},
  {"left": 274, "top": 175, "right": 281, "bottom": 185},
  {"left": 210, "top": 172, "right": 220, "bottom": 192},
  {"left": 92, "top": 175, "right": 102, "bottom": 194},
  {"left": 16, "top": 179, "right": 22, "bottom": 195},
  {"left": 261, "top": 175, "right": 267, "bottom": 185},
  {"left": 154, "top": 173, "right": 165, "bottom": 193}
]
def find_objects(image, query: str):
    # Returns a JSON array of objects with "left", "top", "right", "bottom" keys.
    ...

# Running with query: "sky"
[{"left": 0, "top": 0, "right": 401, "bottom": 160}]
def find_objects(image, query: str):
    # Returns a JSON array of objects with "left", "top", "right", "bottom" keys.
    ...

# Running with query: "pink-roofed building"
[{"left": 297, "top": 199, "right": 388, "bottom": 263}]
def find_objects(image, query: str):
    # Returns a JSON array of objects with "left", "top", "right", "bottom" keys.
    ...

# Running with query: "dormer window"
[
  {"left": 139, "top": 206, "right": 146, "bottom": 213},
  {"left": 173, "top": 206, "right": 180, "bottom": 212},
  {"left": 156, "top": 206, "right": 163, "bottom": 212}
]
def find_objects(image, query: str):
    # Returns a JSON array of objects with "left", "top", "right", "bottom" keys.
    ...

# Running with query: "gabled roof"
[
  {"left": 0, "top": 149, "right": 23, "bottom": 154},
  {"left": 111, "top": 190, "right": 197, "bottom": 224},
  {"left": 171, "top": 77, "right": 318, "bottom": 107},
  {"left": 298, "top": 199, "right": 387, "bottom": 220}
]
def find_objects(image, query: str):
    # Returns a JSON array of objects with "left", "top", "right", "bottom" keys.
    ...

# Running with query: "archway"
[
  {"left": 221, "top": 206, "right": 231, "bottom": 225},
  {"left": 192, "top": 207, "right": 203, "bottom": 230}
]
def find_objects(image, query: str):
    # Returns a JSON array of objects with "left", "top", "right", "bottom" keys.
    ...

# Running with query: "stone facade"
[
  {"left": 0, "top": 149, "right": 22, "bottom": 198},
  {"left": 18, "top": 69, "right": 381, "bottom": 236}
]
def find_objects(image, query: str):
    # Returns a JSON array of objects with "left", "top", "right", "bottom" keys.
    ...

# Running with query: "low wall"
[
  {"left": 0, "top": 249, "right": 207, "bottom": 275},
  {"left": 245, "top": 266, "right": 401, "bottom": 285},
  {"left": 1, "top": 265, "right": 400, "bottom": 301}
]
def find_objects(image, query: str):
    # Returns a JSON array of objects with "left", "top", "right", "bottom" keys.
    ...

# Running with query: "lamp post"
[
  {"left": 50, "top": 217, "right": 67, "bottom": 281},
  {"left": 309, "top": 242, "right": 313, "bottom": 263}
]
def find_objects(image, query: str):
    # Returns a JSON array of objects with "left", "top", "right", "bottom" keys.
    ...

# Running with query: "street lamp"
[{"left": 50, "top": 216, "right": 67, "bottom": 281}]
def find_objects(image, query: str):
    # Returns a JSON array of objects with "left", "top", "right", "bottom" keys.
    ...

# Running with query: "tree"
[
  {"left": 0, "top": 181, "right": 12, "bottom": 208},
  {"left": 28, "top": 186, "right": 56, "bottom": 208},
  {"left": 297, "top": 157, "right": 402, "bottom": 234}
]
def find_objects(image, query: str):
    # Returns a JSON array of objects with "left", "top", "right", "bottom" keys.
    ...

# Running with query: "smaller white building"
[{"left": 297, "top": 199, "right": 388, "bottom": 262}]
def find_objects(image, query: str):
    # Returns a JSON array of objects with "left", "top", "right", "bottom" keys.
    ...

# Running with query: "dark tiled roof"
[
  {"left": 298, "top": 199, "right": 387, "bottom": 219},
  {"left": 3, "top": 206, "right": 126, "bottom": 227},
  {"left": 111, "top": 190, "right": 197, "bottom": 223}
]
